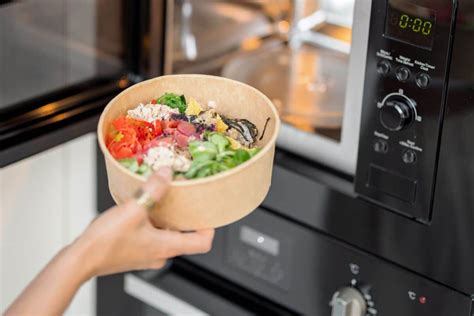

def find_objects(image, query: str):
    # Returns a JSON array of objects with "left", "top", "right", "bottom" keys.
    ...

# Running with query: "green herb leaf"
[
  {"left": 208, "top": 133, "right": 230, "bottom": 153},
  {"left": 188, "top": 141, "right": 218, "bottom": 162},
  {"left": 184, "top": 160, "right": 214, "bottom": 179},
  {"left": 118, "top": 158, "right": 139, "bottom": 173},
  {"left": 247, "top": 147, "right": 261, "bottom": 158},
  {"left": 223, "top": 156, "right": 237, "bottom": 168},
  {"left": 233, "top": 149, "right": 250, "bottom": 165},
  {"left": 137, "top": 163, "right": 152, "bottom": 177},
  {"left": 196, "top": 165, "right": 212, "bottom": 178},
  {"left": 157, "top": 93, "right": 187, "bottom": 113}
]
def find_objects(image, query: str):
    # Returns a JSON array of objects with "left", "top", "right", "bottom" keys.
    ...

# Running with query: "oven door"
[
  {"left": 120, "top": 259, "right": 295, "bottom": 316},
  {"left": 156, "top": 0, "right": 371, "bottom": 175}
]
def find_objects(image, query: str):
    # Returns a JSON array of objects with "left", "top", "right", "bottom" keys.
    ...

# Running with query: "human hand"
[{"left": 70, "top": 167, "right": 215, "bottom": 279}]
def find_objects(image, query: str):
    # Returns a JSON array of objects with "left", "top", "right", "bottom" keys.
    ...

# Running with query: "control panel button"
[
  {"left": 373, "top": 140, "right": 388, "bottom": 153},
  {"left": 416, "top": 73, "right": 431, "bottom": 89},
  {"left": 377, "top": 60, "right": 391, "bottom": 76},
  {"left": 402, "top": 150, "right": 417, "bottom": 164},
  {"left": 380, "top": 99, "right": 414, "bottom": 131},
  {"left": 396, "top": 66, "right": 411, "bottom": 82}
]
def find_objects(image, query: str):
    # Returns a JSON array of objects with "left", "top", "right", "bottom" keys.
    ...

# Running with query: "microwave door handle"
[
  {"left": 180, "top": 0, "right": 197, "bottom": 61},
  {"left": 124, "top": 273, "right": 208, "bottom": 316}
]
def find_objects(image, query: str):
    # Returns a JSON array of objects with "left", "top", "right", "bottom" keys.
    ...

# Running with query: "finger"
[
  {"left": 155, "top": 229, "right": 215, "bottom": 257},
  {"left": 128, "top": 167, "right": 172, "bottom": 213},
  {"left": 142, "top": 167, "right": 173, "bottom": 201},
  {"left": 149, "top": 259, "right": 167, "bottom": 270}
]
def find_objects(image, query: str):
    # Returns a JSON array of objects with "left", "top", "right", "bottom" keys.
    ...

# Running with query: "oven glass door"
[
  {"left": 0, "top": 0, "right": 125, "bottom": 111},
  {"left": 159, "top": 0, "right": 370, "bottom": 175}
]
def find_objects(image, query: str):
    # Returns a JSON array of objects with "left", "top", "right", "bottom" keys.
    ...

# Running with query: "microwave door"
[{"left": 273, "top": 0, "right": 372, "bottom": 176}]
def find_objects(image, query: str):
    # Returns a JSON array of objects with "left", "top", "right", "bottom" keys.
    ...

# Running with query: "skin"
[{"left": 4, "top": 167, "right": 214, "bottom": 316}]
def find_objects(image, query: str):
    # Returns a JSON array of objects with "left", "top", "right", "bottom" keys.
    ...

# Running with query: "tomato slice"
[
  {"left": 153, "top": 120, "right": 163, "bottom": 136},
  {"left": 108, "top": 142, "right": 135, "bottom": 159},
  {"left": 112, "top": 116, "right": 129, "bottom": 131},
  {"left": 108, "top": 116, "right": 169, "bottom": 159},
  {"left": 177, "top": 121, "right": 196, "bottom": 136},
  {"left": 161, "top": 120, "right": 179, "bottom": 129}
]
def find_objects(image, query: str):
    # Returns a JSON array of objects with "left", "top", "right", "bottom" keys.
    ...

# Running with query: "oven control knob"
[
  {"left": 330, "top": 287, "right": 367, "bottom": 316},
  {"left": 379, "top": 99, "right": 415, "bottom": 131}
]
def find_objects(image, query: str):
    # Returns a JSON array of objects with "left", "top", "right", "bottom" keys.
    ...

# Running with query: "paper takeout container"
[{"left": 98, "top": 74, "right": 280, "bottom": 230}]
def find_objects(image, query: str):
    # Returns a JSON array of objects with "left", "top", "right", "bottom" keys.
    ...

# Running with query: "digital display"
[{"left": 384, "top": 0, "right": 436, "bottom": 50}]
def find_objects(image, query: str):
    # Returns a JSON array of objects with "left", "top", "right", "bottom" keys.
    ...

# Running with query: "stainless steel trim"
[
  {"left": 296, "top": 31, "right": 351, "bottom": 55},
  {"left": 124, "top": 273, "right": 208, "bottom": 316}
]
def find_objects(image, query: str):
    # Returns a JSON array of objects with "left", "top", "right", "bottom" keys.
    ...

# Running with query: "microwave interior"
[{"left": 162, "top": 0, "right": 355, "bottom": 143}]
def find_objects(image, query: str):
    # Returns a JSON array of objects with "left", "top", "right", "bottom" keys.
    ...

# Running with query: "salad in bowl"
[{"left": 106, "top": 92, "right": 262, "bottom": 180}]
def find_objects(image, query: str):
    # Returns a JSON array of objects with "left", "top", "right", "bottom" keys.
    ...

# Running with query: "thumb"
[
  {"left": 128, "top": 167, "right": 172, "bottom": 215},
  {"left": 142, "top": 167, "right": 173, "bottom": 202}
]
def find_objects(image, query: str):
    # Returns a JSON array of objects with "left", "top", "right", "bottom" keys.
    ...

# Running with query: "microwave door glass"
[{"left": 222, "top": 43, "right": 348, "bottom": 141}]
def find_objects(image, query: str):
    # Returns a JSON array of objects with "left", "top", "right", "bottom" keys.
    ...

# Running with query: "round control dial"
[
  {"left": 379, "top": 95, "right": 416, "bottom": 131},
  {"left": 330, "top": 287, "right": 367, "bottom": 316}
]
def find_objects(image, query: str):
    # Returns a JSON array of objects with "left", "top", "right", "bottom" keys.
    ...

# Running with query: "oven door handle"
[{"left": 124, "top": 273, "right": 208, "bottom": 315}]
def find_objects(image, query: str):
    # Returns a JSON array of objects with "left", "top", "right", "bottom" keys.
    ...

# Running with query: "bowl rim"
[{"left": 97, "top": 74, "right": 281, "bottom": 187}]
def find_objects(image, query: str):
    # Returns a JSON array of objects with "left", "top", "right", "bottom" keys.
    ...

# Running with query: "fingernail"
[{"left": 156, "top": 167, "right": 172, "bottom": 180}]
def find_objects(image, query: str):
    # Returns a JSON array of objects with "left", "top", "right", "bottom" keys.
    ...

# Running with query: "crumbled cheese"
[
  {"left": 144, "top": 145, "right": 191, "bottom": 173},
  {"left": 207, "top": 100, "right": 217, "bottom": 109},
  {"left": 127, "top": 103, "right": 179, "bottom": 122},
  {"left": 173, "top": 155, "right": 192, "bottom": 172}
]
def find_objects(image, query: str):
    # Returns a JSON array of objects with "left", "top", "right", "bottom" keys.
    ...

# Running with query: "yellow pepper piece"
[
  {"left": 227, "top": 136, "right": 242, "bottom": 150},
  {"left": 216, "top": 115, "right": 228, "bottom": 132},
  {"left": 185, "top": 97, "right": 203, "bottom": 116}
]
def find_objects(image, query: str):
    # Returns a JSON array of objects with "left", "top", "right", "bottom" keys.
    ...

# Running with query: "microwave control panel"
[{"left": 355, "top": 0, "right": 457, "bottom": 222}]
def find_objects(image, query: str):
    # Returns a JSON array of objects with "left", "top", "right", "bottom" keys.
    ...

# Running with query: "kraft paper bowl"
[{"left": 97, "top": 74, "right": 280, "bottom": 230}]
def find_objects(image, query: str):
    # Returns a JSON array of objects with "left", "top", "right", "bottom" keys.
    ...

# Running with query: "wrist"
[{"left": 65, "top": 237, "right": 98, "bottom": 282}]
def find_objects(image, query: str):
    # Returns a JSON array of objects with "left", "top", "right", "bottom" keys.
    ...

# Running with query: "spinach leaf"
[{"left": 157, "top": 93, "right": 187, "bottom": 113}]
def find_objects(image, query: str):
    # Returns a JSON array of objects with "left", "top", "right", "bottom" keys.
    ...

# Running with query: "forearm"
[{"left": 4, "top": 242, "right": 93, "bottom": 316}]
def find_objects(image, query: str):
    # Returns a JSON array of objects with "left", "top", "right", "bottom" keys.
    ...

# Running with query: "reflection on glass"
[
  {"left": 222, "top": 43, "right": 348, "bottom": 141},
  {"left": 0, "top": 0, "right": 124, "bottom": 109}
]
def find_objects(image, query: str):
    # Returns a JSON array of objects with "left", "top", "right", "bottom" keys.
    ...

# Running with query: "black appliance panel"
[
  {"left": 123, "top": 271, "right": 253, "bottom": 316},
  {"left": 355, "top": 0, "right": 457, "bottom": 222},
  {"left": 188, "top": 208, "right": 472, "bottom": 316}
]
